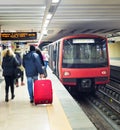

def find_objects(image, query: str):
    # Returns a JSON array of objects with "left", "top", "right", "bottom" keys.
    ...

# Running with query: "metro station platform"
[
  {"left": 0, "top": 67, "right": 97, "bottom": 130},
  {"left": 110, "top": 59, "right": 120, "bottom": 67}
]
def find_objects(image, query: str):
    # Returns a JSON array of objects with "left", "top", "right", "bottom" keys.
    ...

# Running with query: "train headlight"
[
  {"left": 101, "top": 70, "right": 107, "bottom": 75},
  {"left": 64, "top": 71, "right": 71, "bottom": 76}
]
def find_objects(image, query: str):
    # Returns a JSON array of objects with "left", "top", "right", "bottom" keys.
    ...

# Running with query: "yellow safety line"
[{"left": 46, "top": 93, "right": 72, "bottom": 130}]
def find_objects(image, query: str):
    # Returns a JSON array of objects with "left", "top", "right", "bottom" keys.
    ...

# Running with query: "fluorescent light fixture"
[
  {"left": 46, "top": 13, "right": 52, "bottom": 19},
  {"left": 43, "top": 19, "right": 49, "bottom": 28},
  {"left": 52, "top": 0, "right": 60, "bottom": 3},
  {"left": 42, "top": 29, "right": 48, "bottom": 35}
]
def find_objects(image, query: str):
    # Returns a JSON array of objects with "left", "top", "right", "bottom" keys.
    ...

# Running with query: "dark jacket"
[
  {"left": 2, "top": 55, "right": 19, "bottom": 76},
  {"left": 15, "top": 52, "right": 22, "bottom": 66},
  {"left": 36, "top": 49, "right": 45, "bottom": 66},
  {"left": 23, "top": 51, "right": 44, "bottom": 77}
]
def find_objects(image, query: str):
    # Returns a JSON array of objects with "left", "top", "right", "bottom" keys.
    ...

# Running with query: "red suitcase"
[{"left": 34, "top": 79, "right": 53, "bottom": 105}]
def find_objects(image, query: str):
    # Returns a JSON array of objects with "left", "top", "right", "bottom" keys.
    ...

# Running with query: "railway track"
[
  {"left": 97, "top": 84, "right": 120, "bottom": 114},
  {"left": 69, "top": 70, "right": 120, "bottom": 130},
  {"left": 71, "top": 88, "right": 120, "bottom": 130}
]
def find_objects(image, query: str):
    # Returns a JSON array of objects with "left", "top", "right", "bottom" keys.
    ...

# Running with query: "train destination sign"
[
  {"left": 73, "top": 39, "right": 95, "bottom": 43},
  {"left": 1, "top": 32, "right": 37, "bottom": 40}
]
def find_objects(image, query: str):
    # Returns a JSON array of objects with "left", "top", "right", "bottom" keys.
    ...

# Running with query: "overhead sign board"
[{"left": 1, "top": 32, "right": 37, "bottom": 40}]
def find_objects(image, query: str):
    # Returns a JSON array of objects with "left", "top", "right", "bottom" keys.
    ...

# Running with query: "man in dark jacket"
[{"left": 23, "top": 45, "right": 44, "bottom": 103}]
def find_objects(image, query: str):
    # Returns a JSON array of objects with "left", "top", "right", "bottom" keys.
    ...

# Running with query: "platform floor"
[
  {"left": 110, "top": 59, "right": 120, "bottom": 67},
  {"left": 0, "top": 67, "right": 97, "bottom": 130}
]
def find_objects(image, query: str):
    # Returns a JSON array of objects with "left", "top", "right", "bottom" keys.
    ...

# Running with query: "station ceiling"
[{"left": 0, "top": 0, "right": 120, "bottom": 43}]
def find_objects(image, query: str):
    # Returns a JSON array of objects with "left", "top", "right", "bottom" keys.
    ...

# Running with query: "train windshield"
[{"left": 62, "top": 37, "right": 108, "bottom": 68}]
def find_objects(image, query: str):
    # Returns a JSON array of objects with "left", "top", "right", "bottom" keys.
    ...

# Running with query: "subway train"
[{"left": 43, "top": 34, "right": 110, "bottom": 93}]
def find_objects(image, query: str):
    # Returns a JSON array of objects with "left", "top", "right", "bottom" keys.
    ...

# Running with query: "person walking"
[
  {"left": 35, "top": 47, "right": 45, "bottom": 66},
  {"left": 42, "top": 48, "right": 49, "bottom": 68},
  {"left": 23, "top": 45, "right": 44, "bottom": 103},
  {"left": 14, "top": 49, "right": 25, "bottom": 87},
  {"left": 36, "top": 47, "right": 47, "bottom": 77},
  {"left": 2, "top": 48, "right": 19, "bottom": 102}
]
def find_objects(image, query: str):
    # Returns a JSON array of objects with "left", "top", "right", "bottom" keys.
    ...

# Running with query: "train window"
[{"left": 62, "top": 38, "right": 108, "bottom": 68}]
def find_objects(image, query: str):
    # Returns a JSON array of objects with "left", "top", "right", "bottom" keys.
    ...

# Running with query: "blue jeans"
[
  {"left": 27, "top": 76, "right": 38, "bottom": 101},
  {"left": 44, "top": 61, "right": 49, "bottom": 68}
]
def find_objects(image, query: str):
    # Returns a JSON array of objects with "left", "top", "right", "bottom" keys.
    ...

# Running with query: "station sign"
[{"left": 1, "top": 32, "right": 37, "bottom": 40}]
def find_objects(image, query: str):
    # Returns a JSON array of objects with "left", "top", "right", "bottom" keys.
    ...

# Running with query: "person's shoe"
[
  {"left": 16, "top": 83, "right": 19, "bottom": 87},
  {"left": 21, "top": 82, "right": 25, "bottom": 86},
  {"left": 11, "top": 95, "right": 15, "bottom": 100},
  {"left": 30, "top": 100, "right": 34, "bottom": 103},
  {"left": 5, "top": 95, "right": 9, "bottom": 102}
]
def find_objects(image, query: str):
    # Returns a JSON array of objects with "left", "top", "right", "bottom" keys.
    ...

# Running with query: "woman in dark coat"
[{"left": 2, "top": 48, "right": 19, "bottom": 102}]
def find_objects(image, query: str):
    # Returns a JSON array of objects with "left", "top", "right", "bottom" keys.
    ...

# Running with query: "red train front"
[{"left": 47, "top": 34, "right": 110, "bottom": 93}]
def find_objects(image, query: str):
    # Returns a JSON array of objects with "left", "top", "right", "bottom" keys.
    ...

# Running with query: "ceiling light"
[
  {"left": 46, "top": 13, "right": 52, "bottom": 20},
  {"left": 52, "top": 0, "right": 60, "bottom": 3},
  {"left": 43, "top": 20, "right": 49, "bottom": 28},
  {"left": 43, "top": 29, "right": 48, "bottom": 35}
]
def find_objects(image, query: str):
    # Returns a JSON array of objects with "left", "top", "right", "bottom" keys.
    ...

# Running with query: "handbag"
[{"left": 14, "top": 67, "right": 22, "bottom": 79}]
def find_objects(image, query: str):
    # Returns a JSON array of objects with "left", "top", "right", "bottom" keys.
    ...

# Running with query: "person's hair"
[
  {"left": 2, "top": 48, "right": 14, "bottom": 57},
  {"left": 30, "top": 45, "right": 35, "bottom": 51}
]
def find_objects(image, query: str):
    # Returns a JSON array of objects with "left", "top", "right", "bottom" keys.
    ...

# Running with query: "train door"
[{"left": 53, "top": 42, "right": 60, "bottom": 77}]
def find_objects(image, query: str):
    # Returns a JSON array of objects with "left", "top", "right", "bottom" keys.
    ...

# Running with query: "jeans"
[
  {"left": 44, "top": 61, "right": 49, "bottom": 68},
  {"left": 27, "top": 76, "right": 38, "bottom": 101}
]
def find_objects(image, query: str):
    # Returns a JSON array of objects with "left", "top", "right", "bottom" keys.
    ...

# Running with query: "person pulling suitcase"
[{"left": 23, "top": 45, "right": 44, "bottom": 103}]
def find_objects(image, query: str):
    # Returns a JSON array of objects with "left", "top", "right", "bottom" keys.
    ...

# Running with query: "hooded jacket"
[{"left": 23, "top": 51, "right": 44, "bottom": 77}]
